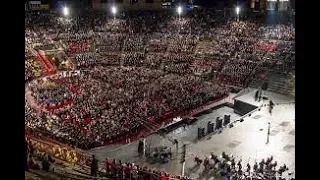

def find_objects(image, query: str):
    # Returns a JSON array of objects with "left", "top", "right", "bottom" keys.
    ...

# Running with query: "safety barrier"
[{"left": 26, "top": 135, "right": 189, "bottom": 180}]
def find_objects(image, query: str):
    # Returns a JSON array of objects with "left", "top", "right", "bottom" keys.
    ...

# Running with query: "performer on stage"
[
  {"left": 269, "top": 100, "right": 274, "bottom": 114},
  {"left": 254, "top": 90, "right": 259, "bottom": 101},
  {"left": 174, "top": 139, "right": 178, "bottom": 152},
  {"left": 138, "top": 140, "right": 144, "bottom": 157}
]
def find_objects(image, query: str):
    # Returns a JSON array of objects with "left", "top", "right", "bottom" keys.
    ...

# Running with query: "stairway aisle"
[{"left": 38, "top": 53, "right": 56, "bottom": 75}]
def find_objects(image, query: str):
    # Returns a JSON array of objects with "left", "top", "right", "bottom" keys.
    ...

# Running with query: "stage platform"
[
  {"left": 234, "top": 88, "right": 294, "bottom": 106},
  {"left": 158, "top": 94, "right": 235, "bottom": 134},
  {"left": 233, "top": 89, "right": 294, "bottom": 116},
  {"left": 234, "top": 89, "right": 263, "bottom": 107},
  {"left": 88, "top": 90, "right": 295, "bottom": 179}
]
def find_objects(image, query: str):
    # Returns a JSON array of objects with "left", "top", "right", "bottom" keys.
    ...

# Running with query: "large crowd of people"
[
  {"left": 26, "top": 67, "right": 226, "bottom": 149},
  {"left": 194, "top": 151, "right": 294, "bottom": 180},
  {"left": 25, "top": 9, "right": 295, "bottom": 150},
  {"left": 25, "top": 56, "right": 45, "bottom": 82},
  {"left": 91, "top": 151, "right": 294, "bottom": 180}
]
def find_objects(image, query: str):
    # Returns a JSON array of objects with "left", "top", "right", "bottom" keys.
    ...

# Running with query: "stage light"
[
  {"left": 111, "top": 6, "right": 117, "bottom": 15},
  {"left": 63, "top": 7, "right": 69, "bottom": 16},
  {"left": 236, "top": 6, "right": 240, "bottom": 15},
  {"left": 177, "top": 6, "right": 182, "bottom": 16}
]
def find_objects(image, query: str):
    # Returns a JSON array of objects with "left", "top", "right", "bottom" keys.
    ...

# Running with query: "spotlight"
[
  {"left": 63, "top": 7, "right": 69, "bottom": 16},
  {"left": 111, "top": 6, "right": 117, "bottom": 15},
  {"left": 177, "top": 6, "right": 182, "bottom": 15}
]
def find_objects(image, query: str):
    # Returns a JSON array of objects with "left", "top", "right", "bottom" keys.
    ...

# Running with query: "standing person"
[
  {"left": 266, "top": 122, "right": 271, "bottom": 144},
  {"left": 105, "top": 158, "right": 110, "bottom": 177},
  {"left": 203, "top": 157, "right": 209, "bottom": 170},
  {"left": 269, "top": 100, "right": 274, "bottom": 115},
  {"left": 258, "top": 88, "right": 262, "bottom": 102},
  {"left": 173, "top": 139, "right": 179, "bottom": 152},
  {"left": 262, "top": 82, "right": 268, "bottom": 96},
  {"left": 246, "top": 163, "right": 251, "bottom": 174},
  {"left": 41, "top": 153, "right": 50, "bottom": 172},
  {"left": 254, "top": 90, "right": 259, "bottom": 101},
  {"left": 91, "top": 155, "right": 98, "bottom": 177},
  {"left": 138, "top": 140, "right": 144, "bottom": 157}
]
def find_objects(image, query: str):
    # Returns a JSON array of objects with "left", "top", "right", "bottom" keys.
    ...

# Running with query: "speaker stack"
[
  {"left": 223, "top": 115, "right": 231, "bottom": 126},
  {"left": 207, "top": 121, "right": 215, "bottom": 134},
  {"left": 197, "top": 128, "right": 205, "bottom": 139},
  {"left": 216, "top": 117, "right": 222, "bottom": 130}
]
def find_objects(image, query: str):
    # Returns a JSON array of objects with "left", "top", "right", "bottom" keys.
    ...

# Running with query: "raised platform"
[
  {"left": 233, "top": 89, "right": 294, "bottom": 116},
  {"left": 233, "top": 89, "right": 262, "bottom": 116},
  {"left": 155, "top": 93, "right": 236, "bottom": 136},
  {"left": 88, "top": 91, "right": 295, "bottom": 179}
]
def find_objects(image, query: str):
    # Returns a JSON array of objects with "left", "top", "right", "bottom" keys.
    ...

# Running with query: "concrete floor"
[{"left": 88, "top": 91, "right": 295, "bottom": 179}]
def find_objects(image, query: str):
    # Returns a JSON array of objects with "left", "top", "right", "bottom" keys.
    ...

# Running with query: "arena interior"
[{"left": 25, "top": 4, "right": 295, "bottom": 180}]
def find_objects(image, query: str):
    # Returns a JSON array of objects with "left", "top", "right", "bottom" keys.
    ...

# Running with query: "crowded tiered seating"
[
  {"left": 220, "top": 60, "right": 257, "bottom": 87},
  {"left": 25, "top": 9, "right": 295, "bottom": 151},
  {"left": 25, "top": 56, "right": 45, "bottom": 82},
  {"left": 122, "top": 52, "right": 145, "bottom": 66},
  {"left": 144, "top": 53, "right": 164, "bottom": 69},
  {"left": 146, "top": 33, "right": 170, "bottom": 53},
  {"left": 95, "top": 32, "right": 124, "bottom": 52},
  {"left": 191, "top": 58, "right": 223, "bottom": 76},
  {"left": 74, "top": 52, "right": 98, "bottom": 68},
  {"left": 167, "top": 34, "right": 198, "bottom": 54},
  {"left": 95, "top": 19, "right": 129, "bottom": 33},
  {"left": 99, "top": 53, "right": 122, "bottom": 66},
  {"left": 27, "top": 67, "right": 226, "bottom": 149},
  {"left": 123, "top": 35, "right": 146, "bottom": 52}
]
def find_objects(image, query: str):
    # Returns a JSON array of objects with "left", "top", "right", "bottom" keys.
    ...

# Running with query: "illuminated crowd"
[
  {"left": 25, "top": 9, "right": 295, "bottom": 150},
  {"left": 26, "top": 67, "right": 226, "bottom": 149}
]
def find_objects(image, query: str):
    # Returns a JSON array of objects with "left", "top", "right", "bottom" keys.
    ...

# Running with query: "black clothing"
[{"left": 91, "top": 157, "right": 98, "bottom": 177}]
